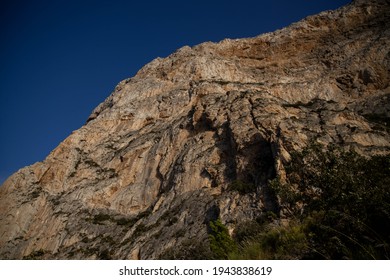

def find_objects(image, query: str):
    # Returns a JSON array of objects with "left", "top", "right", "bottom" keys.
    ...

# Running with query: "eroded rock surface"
[{"left": 1, "top": 0, "right": 389, "bottom": 259}]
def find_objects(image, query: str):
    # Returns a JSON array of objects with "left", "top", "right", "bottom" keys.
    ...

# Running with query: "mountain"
[{"left": 1, "top": 0, "right": 389, "bottom": 259}]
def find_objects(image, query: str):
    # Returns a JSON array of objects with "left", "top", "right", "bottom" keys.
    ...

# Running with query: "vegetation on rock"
[{"left": 226, "top": 143, "right": 390, "bottom": 260}]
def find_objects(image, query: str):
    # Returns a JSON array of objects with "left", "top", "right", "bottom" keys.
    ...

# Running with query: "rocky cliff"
[{"left": 1, "top": 0, "right": 389, "bottom": 259}]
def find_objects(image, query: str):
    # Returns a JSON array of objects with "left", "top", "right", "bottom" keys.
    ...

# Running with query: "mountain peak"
[{"left": 1, "top": 0, "right": 389, "bottom": 259}]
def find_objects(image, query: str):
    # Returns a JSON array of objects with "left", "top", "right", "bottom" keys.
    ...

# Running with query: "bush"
[
  {"left": 209, "top": 219, "right": 237, "bottom": 259},
  {"left": 275, "top": 143, "right": 390, "bottom": 259},
  {"left": 230, "top": 220, "right": 308, "bottom": 260},
  {"left": 228, "top": 180, "right": 256, "bottom": 194},
  {"left": 229, "top": 143, "right": 389, "bottom": 260}
]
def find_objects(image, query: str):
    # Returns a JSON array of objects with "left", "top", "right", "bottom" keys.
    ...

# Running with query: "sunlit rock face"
[{"left": 1, "top": 0, "right": 389, "bottom": 259}]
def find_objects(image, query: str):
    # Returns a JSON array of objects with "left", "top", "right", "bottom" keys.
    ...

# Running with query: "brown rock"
[{"left": 1, "top": 0, "right": 389, "bottom": 259}]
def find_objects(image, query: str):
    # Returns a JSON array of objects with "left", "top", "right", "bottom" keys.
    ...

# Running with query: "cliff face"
[{"left": 1, "top": 0, "right": 389, "bottom": 259}]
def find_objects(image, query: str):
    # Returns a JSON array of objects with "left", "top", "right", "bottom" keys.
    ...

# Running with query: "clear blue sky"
[{"left": 0, "top": 0, "right": 350, "bottom": 185}]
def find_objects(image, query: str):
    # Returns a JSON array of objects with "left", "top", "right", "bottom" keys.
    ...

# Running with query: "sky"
[{"left": 0, "top": 0, "right": 351, "bottom": 185}]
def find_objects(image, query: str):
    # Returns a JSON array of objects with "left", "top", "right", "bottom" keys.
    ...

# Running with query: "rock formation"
[{"left": 1, "top": 0, "right": 389, "bottom": 259}]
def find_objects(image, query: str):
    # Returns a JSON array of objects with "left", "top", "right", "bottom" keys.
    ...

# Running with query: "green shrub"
[
  {"left": 230, "top": 143, "right": 389, "bottom": 260},
  {"left": 233, "top": 220, "right": 263, "bottom": 244},
  {"left": 276, "top": 143, "right": 390, "bottom": 259},
  {"left": 230, "top": 221, "right": 308, "bottom": 260},
  {"left": 229, "top": 180, "right": 256, "bottom": 194},
  {"left": 209, "top": 219, "right": 237, "bottom": 259}
]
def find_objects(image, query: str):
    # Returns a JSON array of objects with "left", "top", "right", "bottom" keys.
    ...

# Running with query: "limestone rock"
[{"left": 1, "top": 0, "right": 389, "bottom": 259}]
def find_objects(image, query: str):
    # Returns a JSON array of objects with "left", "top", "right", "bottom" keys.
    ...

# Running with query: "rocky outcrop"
[{"left": 1, "top": 0, "right": 389, "bottom": 259}]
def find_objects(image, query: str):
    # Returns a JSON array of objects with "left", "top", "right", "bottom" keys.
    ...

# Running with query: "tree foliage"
[
  {"left": 206, "top": 143, "right": 389, "bottom": 259},
  {"left": 272, "top": 143, "right": 390, "bottom": 259},
  {"left": 209, "top": 219, "right": 237, "bottom": 259},
  {"left": 219, "top": 144, "right": 390, "bottom": 259}
]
